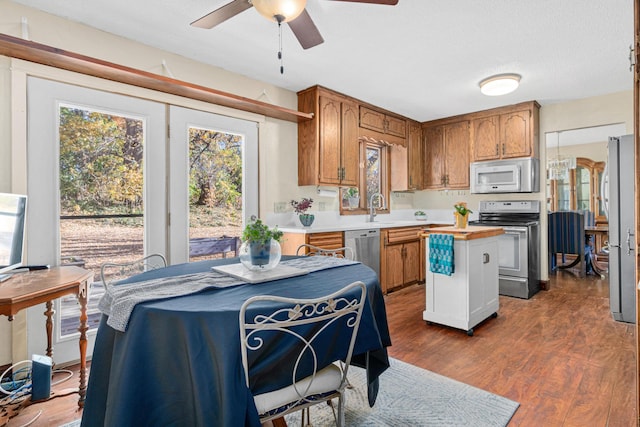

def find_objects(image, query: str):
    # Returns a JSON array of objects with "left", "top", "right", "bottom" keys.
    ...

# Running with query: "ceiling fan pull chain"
[{"left": 278, "top": 20, "right": 284, "bottom": 74}]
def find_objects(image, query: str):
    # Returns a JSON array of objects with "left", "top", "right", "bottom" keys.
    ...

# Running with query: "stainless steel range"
[{"left": 471, "top": 200, "right": 541, "bottom": 299}]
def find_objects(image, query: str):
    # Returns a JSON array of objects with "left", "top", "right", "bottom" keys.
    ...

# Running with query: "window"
[
  {"left": 341, "top": 139, "right": 389, "bottom": 214},
  {"left": 548, "top": 157, "right": 606, "bottom": 223}
]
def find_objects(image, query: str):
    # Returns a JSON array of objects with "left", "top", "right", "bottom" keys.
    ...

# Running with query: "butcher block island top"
[{"left": 419, "top": 225, "right": 504, "bottom": 240}]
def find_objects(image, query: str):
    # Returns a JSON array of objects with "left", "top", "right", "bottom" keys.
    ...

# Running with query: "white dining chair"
[
  {"left": 295, "top": 244, "right": 355, "bottom": 261},
  {"left": 100, "top": 253, "right": 167, "bottom": 293},
  {"left": 239, "top": 281, "right": 367, "bottom": 426}
]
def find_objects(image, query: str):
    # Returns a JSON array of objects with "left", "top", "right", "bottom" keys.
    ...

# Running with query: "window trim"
[{"left": 340, "top": 137, "right": 390, "bottom": 215}]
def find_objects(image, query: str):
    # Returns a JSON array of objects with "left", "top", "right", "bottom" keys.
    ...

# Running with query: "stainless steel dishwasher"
[{"left": 344, "top": 229, "right": 380, "bottom": 279}]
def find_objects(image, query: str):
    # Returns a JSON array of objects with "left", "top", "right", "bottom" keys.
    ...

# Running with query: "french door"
[
  {"left": 24, "top": 79, "right": 259, "bottom": 364},
  {"left": 25, "top": 77, "right": 166, "bottom": 363},
  {"left": 168, "top": 106, "right": 258, "bottom": 264}
]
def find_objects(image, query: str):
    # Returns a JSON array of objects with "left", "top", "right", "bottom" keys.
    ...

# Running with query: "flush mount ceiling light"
[
  {"left": 479, "top": 74, "right": 521, "bottom": 96},
  {"left": 251, "top": 0, "right": 307, "bottom": 23}
]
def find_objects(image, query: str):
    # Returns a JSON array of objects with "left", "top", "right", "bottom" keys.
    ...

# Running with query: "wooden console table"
[{"left": 0, "top": 266, "right": 93, "bottom": 407}]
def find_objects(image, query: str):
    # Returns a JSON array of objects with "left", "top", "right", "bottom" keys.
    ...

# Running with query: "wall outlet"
[
  {"left": 319, "top": 202, "right": 326, "bottom": 211},
  {"left": 274, "top": 202, "right": 288, "bottom": 213}
]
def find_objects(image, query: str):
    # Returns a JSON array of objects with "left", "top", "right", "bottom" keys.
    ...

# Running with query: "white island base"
[{"left": 422, "top": 232, "right": 500, "bottom": 336}]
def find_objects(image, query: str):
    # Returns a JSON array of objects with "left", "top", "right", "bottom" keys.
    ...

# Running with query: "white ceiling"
[{"left": 12, "top": 0, "right": 635, "bottom": 122}]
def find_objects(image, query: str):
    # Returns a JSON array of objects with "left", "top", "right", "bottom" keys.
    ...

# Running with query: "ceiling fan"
[{"left": 191, "top": 0, "right": 399, "bottom": 50}]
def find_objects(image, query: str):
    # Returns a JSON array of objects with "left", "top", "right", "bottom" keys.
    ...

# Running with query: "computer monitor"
[{"left": 0, "top": 193, "right": 28, "bottom": 278}]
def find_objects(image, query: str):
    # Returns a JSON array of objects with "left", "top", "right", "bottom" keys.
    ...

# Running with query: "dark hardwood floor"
[{"left": 4, "top": 271, "right": 636, "bottom": 426}]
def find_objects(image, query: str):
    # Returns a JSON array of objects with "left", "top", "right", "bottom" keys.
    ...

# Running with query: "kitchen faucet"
[{"left": 369, "top": 192, "right": 386, "bottom": 222}]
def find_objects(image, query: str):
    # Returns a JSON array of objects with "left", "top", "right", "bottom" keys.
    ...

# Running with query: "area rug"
[
  {"left": 285, "top": 357, "right": 519, "bottom": 427},
  {"left": 60, "top": 358, "right": 519, "bottom": 427}
]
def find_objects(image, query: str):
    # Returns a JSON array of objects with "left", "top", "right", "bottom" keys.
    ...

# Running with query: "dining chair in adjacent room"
[
  {"left": 295, "top": 244, "right": 355, "bottom": 260},
  {"left": 548, "top": 211, "right": 587, "bottom": 276},
  {"left": 100, "top": 253, "right": 167, "bottom": 292},
  {"left": 239, "top": 281, "right": 367, "bottom": 426}
]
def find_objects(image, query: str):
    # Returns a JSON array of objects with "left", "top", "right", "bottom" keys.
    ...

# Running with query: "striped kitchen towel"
[{"left": 429, "top": 233, "right": 455, "bottom": 276}]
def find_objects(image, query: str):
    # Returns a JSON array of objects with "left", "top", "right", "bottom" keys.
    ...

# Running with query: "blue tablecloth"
[{"left": 81, "top": 257, "right": 391, "bottom": 427}]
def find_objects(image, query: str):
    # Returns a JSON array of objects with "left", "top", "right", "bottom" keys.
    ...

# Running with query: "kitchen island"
[{"left": 420, "top": 225, "right": 504, "bottom": 336}]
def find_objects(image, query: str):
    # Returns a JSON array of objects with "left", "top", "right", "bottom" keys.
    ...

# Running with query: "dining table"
[
  {"left": 80, "top": 256, "right": 391, "bottom": 427},
  {"left": 585, "top": 225, "right": 609, "bottom": 277}
]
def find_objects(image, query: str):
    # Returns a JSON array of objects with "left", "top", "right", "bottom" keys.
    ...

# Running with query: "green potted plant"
[
  {"left": 291, "top": 198, "right": 314, "bottom": 227},
  {"left": 453, "top": 202, "right": 473, "bottom": 229},
  {"left": 344, "top": 187, "right": 360, "bottom": 209},
  {"left": 414, "top": 210, "right": 427, "bottom": 221},
  {"left": 241, "top": 217, "right": 283, "bottom": 267}
]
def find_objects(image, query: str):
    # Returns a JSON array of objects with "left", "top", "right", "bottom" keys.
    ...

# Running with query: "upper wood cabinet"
[
  {"left": 390, "top": 120, "right": 423, "bottom": 191},
  {"left": 360, "top": 106, "right": 407, "bottom": 139},
  {"left": 423, "top": 121, "right": 470, "bottom": 189},
  {"left": 297, "top": 86, "right": 359, "bottom": 186},
  {"left": 471, "top": 102, "right": 540, "bottom": 162},
  {"left": 407, "top": 121, "right": 423, "bottom": 191}
]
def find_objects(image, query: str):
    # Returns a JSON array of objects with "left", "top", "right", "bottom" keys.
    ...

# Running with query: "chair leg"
[{"left": 337, "top": 394, "right": 345, "bottom": 427}]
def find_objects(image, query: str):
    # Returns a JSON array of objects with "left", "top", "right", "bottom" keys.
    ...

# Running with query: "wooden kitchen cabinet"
[
  {"left": 390, "top": 120, "right": 422, "bottom": 191},
  {"left": 359, "top": 106, "right": 407, "bottom": 139},
  {"left": 280, "top": 231, "right": 344, "bottom": 255},
  {"left": 381, "top": 226, "right": 424, "bottom": 293},
  {"left": 407, "top": 120, "right": 423, "bottom": 190},
  {"left": 423, "top": 120, "right": 470, "bottom": 189},
  {"left": 297, "top": 86, "right": 359, "bottom": 186},
  {"left": 472, "top": 102, "right": 540, "bottom": 161}
]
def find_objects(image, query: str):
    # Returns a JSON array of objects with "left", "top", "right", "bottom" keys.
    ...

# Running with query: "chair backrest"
[
  {"left": 295, "top": 244, "right": 355, "bottom": 260},
  {"left": 548, "top": 211, "right": 585, "bottom": 254},
  {"left": 100, "top": 253, "right": 167, "bottom": 292},
  {"left": 239, "top": 281, "right": 366, "bottom": 399}
]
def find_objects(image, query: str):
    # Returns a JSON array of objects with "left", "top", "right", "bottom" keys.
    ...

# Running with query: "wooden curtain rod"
[{"left": 0, "top": 33, "right": 313, "bottom": 123}]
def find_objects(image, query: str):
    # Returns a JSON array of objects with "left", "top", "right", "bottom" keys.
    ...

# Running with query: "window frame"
[{"left": 340, "top": 138, "right": 390, "bottom": 215}]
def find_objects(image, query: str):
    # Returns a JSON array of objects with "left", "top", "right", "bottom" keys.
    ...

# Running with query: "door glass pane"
[
  {"left": 575, "top": 166, "right": 591, "bottom": 211},
  {"left": 597, "top": 169, "right": 605, "bottom": 216},
  {"left": 59, "top": 105, "right": 145, "bottom": 337},
  {"left": 188, "top": 128, "right": 242, "bottom": 261},
  {"left": 557, "top": 177, "right": 570, "bottom": 211}
]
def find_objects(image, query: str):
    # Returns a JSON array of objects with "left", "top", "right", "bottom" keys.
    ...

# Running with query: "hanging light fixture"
[
  {"left": 479, "top": 73, "right": 521, "bottom": 96},
  {"left": 547, "top": 132, "right": 576, "bottom": 181},
  {"left": 251, "top": 0, "right": 307, "bottom": 75},
  {"left": 252, "top": 0, "right": 307, "bottom": 23}
]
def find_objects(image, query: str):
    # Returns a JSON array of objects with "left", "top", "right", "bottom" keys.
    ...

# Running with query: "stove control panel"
[{"left": 479, "top": 200, "right": 541, "bottom": 214}]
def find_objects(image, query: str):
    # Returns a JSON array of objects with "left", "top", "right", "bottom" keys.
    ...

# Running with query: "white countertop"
[{"left": 277, "top": 219, "right": 452, "bottom": 234}]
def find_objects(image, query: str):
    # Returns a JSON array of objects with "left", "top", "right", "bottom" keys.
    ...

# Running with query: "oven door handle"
[{"left": 503, "top": 227, "right": 528, "bottom": 234}]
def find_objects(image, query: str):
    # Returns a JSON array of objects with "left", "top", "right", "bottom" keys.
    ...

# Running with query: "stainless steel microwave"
[{"left": 470, "top": 158, "right": 539, "bottom": 194}]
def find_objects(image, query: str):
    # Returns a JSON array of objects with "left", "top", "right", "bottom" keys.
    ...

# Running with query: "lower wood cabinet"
[
  {"left": 280, "top": 231, "right": 344, "bottom": 255},
  {"left": 381, "top": 226, "right": 424, "bottom": 294}
]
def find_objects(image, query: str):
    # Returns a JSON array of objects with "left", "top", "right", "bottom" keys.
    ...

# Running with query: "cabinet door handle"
[
  {"left": 483, "top": 253, "right": 490, "bottom": 264},
  {"left": 495, "top": 144, "right": 498, "bottom": 155},
  {"left": 502, "top": 144, "right": 505, "bottom": 155}
]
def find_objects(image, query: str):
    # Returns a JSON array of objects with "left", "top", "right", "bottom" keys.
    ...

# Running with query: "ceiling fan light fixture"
[
  {"left": 252, "top": 0, "right": 307, "bottom": 23},
  {"left": 479, "top": 73, "right": 521, "bottom": 96}
]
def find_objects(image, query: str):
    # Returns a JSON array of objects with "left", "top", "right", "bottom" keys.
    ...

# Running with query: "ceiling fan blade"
[
  {"left": 287, "top": 9, "right": 324, "bottom": 50},
  {"left": 190, "top": 0, "right": 253, "bottom": 29},
  {"left": 329, "top": 0, "right": 398, "bottom": 4}
]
